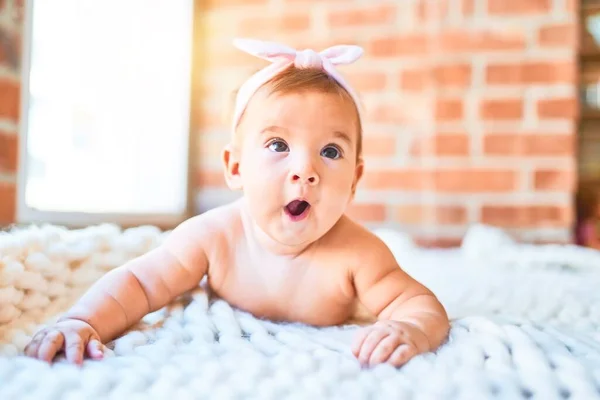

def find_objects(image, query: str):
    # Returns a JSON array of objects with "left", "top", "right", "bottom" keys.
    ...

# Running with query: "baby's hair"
[{"left": 228, "top": 65, "right": 363, "bottom": 159}]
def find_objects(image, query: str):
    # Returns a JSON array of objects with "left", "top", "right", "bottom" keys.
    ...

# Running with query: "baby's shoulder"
[
  {"left": 162, "top": 199, "right": 244, "bottom": 257},
  {"left": 325, "top": 215, "right": 397, "bottom": 268}
]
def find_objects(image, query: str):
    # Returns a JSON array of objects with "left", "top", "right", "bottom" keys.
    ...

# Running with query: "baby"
[{"left": 24, "top": 38, "right": 450, "bottom": 368}]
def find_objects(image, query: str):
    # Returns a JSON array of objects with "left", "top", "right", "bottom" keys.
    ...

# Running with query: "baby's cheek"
[
  {"left": 323, "top": 180, "right": 354, "bottom": 210},
  {"left": 329, "top": 172, "right": 356, "bottom": 192},
  {"left": 246, "top": 155, "right": 279, "bottom": 179}
]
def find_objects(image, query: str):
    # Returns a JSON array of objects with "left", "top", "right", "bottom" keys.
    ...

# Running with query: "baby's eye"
[
  {"left": 268, "top": 140, "right": 289, "bottom": 152},
  {"left": 321, "top": 145, "right": 341, "bottom": 159}
]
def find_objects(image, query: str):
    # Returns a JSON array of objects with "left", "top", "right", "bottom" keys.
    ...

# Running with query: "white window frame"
[{"left": 16, "top": 0, "right": 195, "bottom": 229}]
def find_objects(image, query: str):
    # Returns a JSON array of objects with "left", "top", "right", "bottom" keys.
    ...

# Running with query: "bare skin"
[
  {"left": 25, "top": 88, "right": 450, "bottom": 367},
  {"left": 24, "top": 199, "right": 449, "bottom": 367}
]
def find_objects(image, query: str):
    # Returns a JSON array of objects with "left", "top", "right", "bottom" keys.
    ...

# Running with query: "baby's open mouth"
[{"left": 285, "top": 199, "right": 310, "bottom": 220}]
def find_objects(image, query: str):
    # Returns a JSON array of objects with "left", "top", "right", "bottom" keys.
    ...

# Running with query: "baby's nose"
[
  {"left": 290, "top": 152, "right": 320, "bottom": 185},
  {"left": 291, "top": 161, "right": 319, "bottom": 185},
  {"left": 292, "top": 173, "right": 318, "bottom": 185}
]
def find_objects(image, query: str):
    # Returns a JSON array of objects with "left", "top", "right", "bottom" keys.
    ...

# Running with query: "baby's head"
[{"left": 222, "top": 39, "right": 365, "bottom": 251}]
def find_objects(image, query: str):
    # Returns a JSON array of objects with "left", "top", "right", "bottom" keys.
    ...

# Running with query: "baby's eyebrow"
[
  {"left": 260, "top": 125, "right": 288, "bottom": 135},
  {"left": 332, "top": 131, "right": 352, "bottom": 147}
]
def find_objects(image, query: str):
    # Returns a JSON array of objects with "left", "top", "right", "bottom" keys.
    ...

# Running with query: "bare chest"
[{"left": 207, "top": 247, "right": 356, "bottom": 326}]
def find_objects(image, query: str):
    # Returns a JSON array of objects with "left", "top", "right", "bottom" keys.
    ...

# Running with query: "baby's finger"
[
  {"left": 368, "top": 334, "right": 401, "bottom": 366},
  {"left": 64, "top": 333, "right": 85, "bottom": 365},
  {"left": 86, "top": 339, "right": 104, "bottom": 360},
  {"left": 351, "top": 326, "right": 373, "bottom": 357},
  {"left": 24, "top": 331, "right": 46, "bottom": 358},
  {"left": 37, "top": 330, "right": 65, "bottom": 363},
  {"left": 358, "top": 329, "right": 389, "bottom": 366},
  {"left": 387, "top": 344, "right": 417, "bottom": 368}
]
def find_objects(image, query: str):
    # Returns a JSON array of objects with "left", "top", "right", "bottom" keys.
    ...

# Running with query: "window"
[
  {"left": 580, "top": 3, "right": 600, "bottom": 183},
  {"left": 17, "top": 0, "right": 194, "bottom": 228}
]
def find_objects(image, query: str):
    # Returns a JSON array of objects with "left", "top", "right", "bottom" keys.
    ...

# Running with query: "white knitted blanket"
[{"left": 1, "top": 223, "right": 600, "bottom": 400}]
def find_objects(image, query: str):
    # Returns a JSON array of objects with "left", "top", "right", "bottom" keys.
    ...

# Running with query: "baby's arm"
[
  {"left": 25, "top": 216, "right": 211, "bottom": 363},
  {"left": 63, "top": 218, "right": 209, "bottom": 341},
  {"left": 350, "top": 236, "right": 450, "bottom": 367}
]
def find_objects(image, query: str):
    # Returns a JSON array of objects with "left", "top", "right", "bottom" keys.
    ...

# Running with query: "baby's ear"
[
  {"left": 222, "top": 143, "right": 243, "bottom": 190},
  {"left": 351, "top": 157, "right": 364, "bottom": 198}
]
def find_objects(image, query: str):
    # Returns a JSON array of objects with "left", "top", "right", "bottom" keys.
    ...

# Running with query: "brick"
[
  {"left": 327, "top": 4, "right": 396, "bottom": 27},
  {"left": 481, "top": 205, "right": 571, "bottom": 228},
  {"left": 361, "top": 169, "right": 433, "bottom": 190},
  {"left": 395, "top": 205, "right": 424, "bottom": 224},
  {"left": 415, "top": 0, "right": 450, "bottom": 22},
  {"left": 0, "top": 27, "right": 20, "bottom": 70},
  {"left": 538, "top": 23, "right": 577, "bottom": 48},
  {"left": 195, "top": 105, "right": 226, "bottom": 130},
  {"left": 198, "top": 138, "right": 227, "bottom": 158},
  {"left": 488, "top": 0, "right": 551, "bottom": 14},
  {"left": 196, "top": 169, "right": 226, "bottom": 188},
  {"left": 435, "top": 64, "right": 471, "bottom": 87},
  {"left": 179, "top": 0, "right": 582, "bottom": 238},
  {"left": 368, "top": 104, "right": 405, "bottom": 124},
  {"left": 537, "top": 97, "right": 578, "bottom": 119},
  {"left": 534, "top": 169, "right": 576, "bottom": 191},
  {"left": 367, "top": 101, "right": 431, "bottom": 125},
  {"left": 0, "top": 79, "right": 19, "bottom": 120},
  {"left": 0, "top": 132, "right": 17, "bottom": 172},
  {"left": 368, "top": 35, "right": 430, "bottom": 57},
  {"left": 346, "top": 70, "right": 387, "bottom": 92},
  {"left": 462, "top": 0, "right": 475, "bottom": 15},
  {"left": 395, "top": 204, "right": 467, "bottom": 225},
  {"left": 435, "top": 98, "right": 463, "bottom": 121},
  {"left": 483, "top": 133, "right": 574, "bottom": 156},
  {"left": 439, "top": 29, "right": 526, "bottom": 53},
  {"left": 411, "top": 133, "right": 470, "bottom": 157},
  {"left": 480, "top": 98, "right": 523, "bottom": 120},
  {"left": 434, "top": 169, "right": 518, "bottom": 192},
  {"left": 414, "top": 237, "right": 462, "bottom": 248},
  {"left": 362, "top": 135, "right": 397, "bottom": 157},
  {"left": 0, "top": 182, "right": 15, "bottom": 225},
  {"left": 401, "top": 64, "right": 471, "bottom": 90},
  {"left": 238, "top": 12, "right": 311, "bottom": 37},
  {"left": 202, "top": 0, "right": 268, "bottom": 9},
  {"left": 205, "top": 49, "right": 263, "bottom": 69},
  {"left": 284, "top": 0, "right": 345, "bottom": 2},
  {"left": 0, "top": 27, "right": 8, "bottom": 66},
  {"left": 400, "top": 68, "right": 429, "bottom": 91},
  {"left": 436, "top": 205, "right": 468, "bottom": 224},
  {"left": 293, "top": 37, "right": 360, "bottom": 52},
  {"left": 12, "top": 0, "right": 24, "bottom": 25},
  {"left": 346, "top": 203, "right": 386, "bottom": 222},
  {"left": 486, "top": 61, "right": 575, "bottom": 85}
]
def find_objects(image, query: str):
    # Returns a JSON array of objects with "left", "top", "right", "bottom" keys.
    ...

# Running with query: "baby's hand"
[
  {"left": 24, "top": 319, "right": 104, "bottom": 365},
  {"left": 351, "top": 320, "right": 428, "bottom": 368}
]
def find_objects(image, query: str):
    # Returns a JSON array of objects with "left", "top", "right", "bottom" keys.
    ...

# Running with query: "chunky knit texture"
[{"left": 1, "top": 224, "right": 600, "bottom": 399}]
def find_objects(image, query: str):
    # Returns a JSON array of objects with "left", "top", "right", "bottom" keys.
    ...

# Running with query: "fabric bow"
[
  {"left": 233, "top": 38, "right": 363, "bottom": 68},
  {"left": 231, "top": 38, "right": 364, "bottom": 130}
]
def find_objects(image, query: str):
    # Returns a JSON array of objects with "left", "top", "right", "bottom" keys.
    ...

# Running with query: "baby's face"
[{"left": 230, "top": 89, "right": 362, "bottom": 249}]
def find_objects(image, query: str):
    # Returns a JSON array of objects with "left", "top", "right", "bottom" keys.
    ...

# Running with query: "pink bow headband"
[{"left": 232, "top": 38, "right": 364, "bottom": 130}]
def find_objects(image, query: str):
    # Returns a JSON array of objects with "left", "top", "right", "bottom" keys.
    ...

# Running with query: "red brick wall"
[
  {"left": 194, "top": 0, "right": 580, "bottom": 245},
  {"left": 0, "top": 0, "right": 21, "bottom": 225},
  {"left": 0, "top": 0, "right": 580, "bottom": 246}
]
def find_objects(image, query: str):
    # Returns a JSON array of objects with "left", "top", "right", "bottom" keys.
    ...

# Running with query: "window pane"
[{"left": 22, "top": 0, "right": 193, "bottom": 215}]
